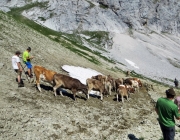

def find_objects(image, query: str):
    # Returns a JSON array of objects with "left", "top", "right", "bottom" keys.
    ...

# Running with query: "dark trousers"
[{"left": 159, "top": 122, "right": 175, "bottom": 140}]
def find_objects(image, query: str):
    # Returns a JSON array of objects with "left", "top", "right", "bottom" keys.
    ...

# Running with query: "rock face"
[{"left": 1, "top": 0, "right": 180, "bottom": 35}]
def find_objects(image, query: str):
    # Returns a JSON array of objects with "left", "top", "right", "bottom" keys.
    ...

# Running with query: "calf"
[
  {"left": 116, "top": 85, "right": 134, "bottom": 103},
  {"left": 129, "top": 77, "right": 142, "bottom": 87},
  {"left": 131, "top": 80, "right": 139, "bottom": 92},
  {"left": 33, "top": 65, "right": 57, "bottom": 92},
  {"left": 106, "top": 75, "right": 115, "bottom": 94},
  {"left": 91, "top": 74, "right": 107, "bottom": 84},
  {"left": 92, "top": 74, "right": 113, "bottom": 96},
  {"left": 114, "top": 78, "right": 124, "bottom": 92},
  {"left": 86, "top": 78, "right": 106, "bottom": 101},
  {"left": 124, "top": 78, "right": 142, "bottom": 92},
  {"left": 53, "top": 73, "right": 88, "bottom": 100}
]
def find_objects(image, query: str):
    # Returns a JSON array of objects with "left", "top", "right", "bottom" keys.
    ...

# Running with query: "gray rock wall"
[{"left": 1, "top": 0, "right": 180, "bottom": 34}]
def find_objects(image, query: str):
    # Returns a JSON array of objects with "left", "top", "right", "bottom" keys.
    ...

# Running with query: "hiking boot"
[
  {"left": 29, "top": 74, "right": 33, "bottom": 78},
  {"left": 18, "top": 83, "right": 24, "bottom": 87},
  {"left": 16, "top": 78, "right": 24, "bottom": 84},
  {"left": 25, "top": 71, "right": 28, "bottom": 75}
]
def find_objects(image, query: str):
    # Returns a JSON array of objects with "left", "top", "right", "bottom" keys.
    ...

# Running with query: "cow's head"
[
  {"left": 137, "top": 79, "right": 142, "bottom": 87},
  {"left": 129, "top": 87, "right": 135, "bottom": 93},
  {"left": 126, "top": 85, "right": 135, "bottom": 93},
  {"left": 40, "top": 73, "right": 46, "bottom": 81}
]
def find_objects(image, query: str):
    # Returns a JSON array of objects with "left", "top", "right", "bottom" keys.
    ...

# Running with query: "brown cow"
[
  {"left": 114, "top": 78, "right": 124, "bottom": 92},
  {"left": 53, "top": 73, "right": 88, "bottom": 100},
  {"left": 124, "top": 77, "right": 142, "bottom": 87},
  {"left": 106, "top": 75, "right": 115, "bottom": 94},
  {"left": 123, "top": 78, "right": 140, "bottom": 93},
  {"left": 91, "top": 74, "right": 107, "bottom": 84},
  {"left": 129, "top": 77, "right": 142, "bottom": 87},
  {"left": 86, "top": 78, "right": 107, "bottom": 101},
  {"left": 33, "top": 65, "right": 57, "bottom": 92},
  {"left": 116, "top": 84, "right": 134, "bottom": 103},
  {"left": 91, "top": 74, "right": 113, "bottom": 96}
]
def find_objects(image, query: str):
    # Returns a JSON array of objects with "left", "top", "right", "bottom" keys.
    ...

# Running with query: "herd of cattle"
[{"left": 32, "top": 65, "right": 150, "bottom": 103}]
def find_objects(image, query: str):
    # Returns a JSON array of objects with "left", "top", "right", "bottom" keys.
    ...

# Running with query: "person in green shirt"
[
  {"left": 23, "top": 47, "right": 34, "bottom": 78},
  {"left": 155, "top": 88, "right": 180, "bottom": 140}
]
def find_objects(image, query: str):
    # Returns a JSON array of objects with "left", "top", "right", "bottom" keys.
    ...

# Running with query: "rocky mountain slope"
[
  {"left": 0, "top": 9, "right": 180, "bottom": 140},
  {"left": 0, "top": 0, "right": 180, "bottom": 86}
]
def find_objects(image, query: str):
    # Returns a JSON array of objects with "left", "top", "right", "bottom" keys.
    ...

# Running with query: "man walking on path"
[
  {"left": 23, "top": 47, "right": 34, "bottom": 78},
  {"left": 174, "top": 78, "right": 179, "bottom": 88},
  {"left": 155, "top": 88, "right": 180, "bottom": 140},
  {"left": 12, "top": 51, "right": 24, "bottom": 87}
]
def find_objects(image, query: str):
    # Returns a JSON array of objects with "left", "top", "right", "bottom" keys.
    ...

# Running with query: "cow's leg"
[
  {"left": 137, "top": 87, "right": 139, "bottom": 93},
  {"left": 37, "top": 83, "right": 41, "bottom": 92},
  {"left": 109, "top": 87, "right": 111, "bottom": 96},
  {"left": 121, "top": 94, "right": 124, "bottom": 104},
  {"left": 116, "top": 94, "right": 119, "bottom": 102},
  {"left": 71, "top": 89, "right": 77, "bottom": 101},
  {"left": 34, "top": 71, "right": 41, "bottom": 92},
  {"left": 126, "top": 94, "right": 129, "bottom": 102},
  {"left": 105, "top": 84, "right": 108, "bottom": 97},
  {"left": 36, "top": 76, "right": 41, "bottom": 92},
  {"left": 100, "top": 90, "right": 103, "bottom": 101},
  {"left": 87, "top": 87, "right": 92, "bottom": 99},
  {"left": 53, "top": 83, "right": 61, "bottom": 96},
  {"left": 53, "top": 86, "right": 57, "bottom": 96},
  {"left": 59, "top": 90, "right": 64, "bottom": 96},
  {"left": 87, "top": 91, "right": 90, "bottom": 99},
  {"left": 100, "top": 94, "right": 103, "bottom": 101}
]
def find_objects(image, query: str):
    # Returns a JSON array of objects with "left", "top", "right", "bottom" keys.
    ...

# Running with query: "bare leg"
[
  {"left": 17, "top": 75, "right": 21, "bottom": 83},
  {"left": 28, "top": 69, "right": 31, "bottom": 76}
]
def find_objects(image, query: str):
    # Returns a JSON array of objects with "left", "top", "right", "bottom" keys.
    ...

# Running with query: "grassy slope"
[{"left": 0, "top": 10, "right": 124, "bottom": 79}]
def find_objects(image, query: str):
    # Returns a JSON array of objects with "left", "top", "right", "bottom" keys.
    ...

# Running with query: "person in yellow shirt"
[{"left": 23, "top": 47, "right": 34, "bottom": 78}]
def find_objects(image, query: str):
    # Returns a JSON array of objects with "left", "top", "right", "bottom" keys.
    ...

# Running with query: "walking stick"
[{"left": 20, "top": 63, "right": 30, "bottom": 83}]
